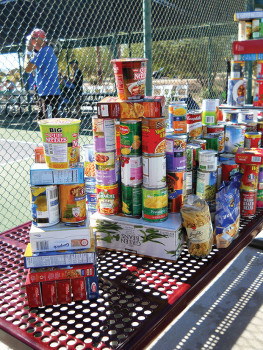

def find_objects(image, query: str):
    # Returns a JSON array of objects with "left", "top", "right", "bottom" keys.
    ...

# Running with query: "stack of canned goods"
[
  {"left": 240, "top": 164, "right": 259, "bottom": 217},
  {"left": 142, "top": 117, "right": 168, "bottom": 222},
  {"left": 83, "top": 144, "right": 97, "bottom": 215},
  {"left": 120, "top": 119, "right": 143, "bottom": 217},
  {"left": 257, "top": 166, "right": 263, "bottom": 208}
]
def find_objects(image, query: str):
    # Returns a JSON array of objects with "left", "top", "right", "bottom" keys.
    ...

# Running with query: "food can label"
[
  {"left": 95, "top": 151, "right": 118, "bottom": 185},
  {"left": 142, "top": 187, "right": 168, "bottom": 222},
  {"left": 240, "top": 164, "right": 259, "bottom": 191},
  {"left": 244, "top": 133, "right": 261, "bottom": 148},
  {"left": 166, "top": 138, "right": 186, "bottom": 171},
  {"left": 121, "top": 156, "right": 143, "bottom": 186},
  {"left": 97, "top": 183, "right": 119, "bottom": 215},
  {"left": 92, "top": 118, "right": 116, "bottom": 152},
  {"left": 120, "top": 121, "right": 142, "bottom": 155},
  {"left": 224, "top": 125, "right": 245, "bottom": 153},
  {"left": 143, "top": 155, "right": 166, "bottom": 188},
  {"left": 142, "top": 118, "right": 166, "bottom": 154},
  {"left": 60, "top": 184, "right": 87, "bottom": 223},
  {"left": 167, "top": 172, "right": 186, "bottom": 213},
  {"left": 169, "top": 103, "right": 187, "bottom": 132},
  {"left": 122, "top": 184, "right": 142, "bottom": 216},
  {"left": 187, "top": 111, "right": 202, "bottom": 138},
  {"left": 196, "top": 170, "right": 217, "bottom": 201},
  {"left": 186, "top": 171, "right": 193, "bottom": 195},
  {"left": 241, "top": 191, "right": 257, "bottom": 216}
]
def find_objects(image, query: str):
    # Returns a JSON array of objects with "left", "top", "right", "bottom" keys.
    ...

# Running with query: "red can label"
[
  {"left": 221, "top": 162, "right": 239, "bottom": 182},
  {"left": 97, "top": 183, "right": 119, "bottom": 215},
  {"left": 240, "top": 164, "right": 259, "bottom": 191},
  {"left": 142, "top": 118, "right": 166, "bottom": 154},
  {"left": 240, "top": 191, "right": 257, "bottom": 217},
  {"left": 244, "top": 132, "right": 262, "bottom": 148},
  {"left": 206, "top": 125, "right": 224, "bottom": 133},
  {"left": 187, "top": 111, "right": 202, "bottom": 138}
]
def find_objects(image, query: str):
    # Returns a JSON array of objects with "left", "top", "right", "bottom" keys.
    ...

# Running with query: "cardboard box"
[
  {"left": 235, "top": 148, "right": 263, "bottom": 165},
  {"left": 56, "top": 280, "right": 72, "bottom": 304},
  {"left": 41, "top": 281, "right": 57, "bottom": 306},
  {"left": 30, "top": 163, "right": 84, "bottom": 185},
  {"left": 26, "top": 273, "right": 42, "bottom": 307},
  {"left": 71, "top": 278, "right": 87, "bottom": 301},
  {"left": 91, "top": 213, "right": 184, "bottom": 261},
  {"left": 29, "top": 221, "right": 93, "bottom": 252}
]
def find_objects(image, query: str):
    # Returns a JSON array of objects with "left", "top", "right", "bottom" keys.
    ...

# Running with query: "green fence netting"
[{"left": 0, "top": 0, "right": 247, "bottom": 231}]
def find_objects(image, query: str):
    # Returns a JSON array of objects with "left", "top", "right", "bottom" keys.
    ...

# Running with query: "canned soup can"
[
  {"left": 142, "top": 118, "right": 166, "bottom": 154},
  {"left": 240, "top": 191, "right": 257, "bottom": 217},
  {"left": 240, "top": 164, "right": 259, "bottom": 191},
  {"left": 169, "top": 102, "right": 187, "bottom": 133},
  {"left": 120, "top": 120, "right": 142, "bottom": 156},
  {"left": 92, "top": 117, "right": 116, "bottom": 152},
  {"left": 199, "top": 150, "right": 218, "bottom": 172},
  {"left": 121, "top": 155, "right": 143, "bottom": 186},
  {"left": 95, "top": 151, "right": 118, "bottom": 185},
  {"left": 244, "top": 132, "right": 262, "bottom": 148},
  {"left": 143, "top": 153, "right": 166, "bottom": 188},
  {"left": 224, "top": 124, "right": 246, "bottom": 153},
  {"left": 187, "top": 110, "right": 202, "bottom": 139},
  {"left": 31, "top": 185, "right": 59, "bottom": 227},
  {"left": 59, "top": 184, "right": 87, "bottom": 224},
  {"left": 166, "top": 134, "right": 187, "bottom": 171},
  {"left": 142, "top": 186, "right": 168, "bottom": 222},
  {"left": 97, "top": 183, "right": 119, "bottom": 215},
  {"left": 167, "top": 171, "right": 186, "bottom": 213},
  {"left": 121, "top": 184, "right": 142, "bottom": 216},
  {"left": 221, "top": 160, "right": 239, "bottom": 182}
]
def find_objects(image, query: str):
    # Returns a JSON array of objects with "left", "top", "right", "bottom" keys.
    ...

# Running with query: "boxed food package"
[
  {"left": 26, "top": 274, "right": 42, "bottom": 307},
  {"left": 90, "top": 213, "right": 184, "bottom": 261},
  {"left": 235, "top": 147, "right": 263, "bottom": 165},
  {"left": 29, "top": 221, "right": 94, "bottom": 252}
]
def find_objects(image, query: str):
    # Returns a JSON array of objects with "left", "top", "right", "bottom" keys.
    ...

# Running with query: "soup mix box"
[
  {"left": 90, "top": 213, "right": 184, "bottom": 261},
  {"left": 235, "top": 148, "right": 263, "bottom": 165}
]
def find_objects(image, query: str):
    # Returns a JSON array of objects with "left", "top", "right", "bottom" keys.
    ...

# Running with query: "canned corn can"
[
  {"left": 240, "top": 164, "right": 259, "bottom": 191},
  {"left": 224, "top": 124, "right": 246, "bottom": 153},
  {"left": 166, "top": 134, "right": 187, "bottom": 171},
  {"left": 142, "top": 186, "right": 168, "bottom": 222},
  {"left": 30, "top": 185, "right": 59, "bottom": 227},
  {"left": 95, "top": 151, "right": 118, "bottom": 185},
  {"left": 121, "top": 155, "right": 143, "bottom": 186},
  {"left": 120, "top": 120, "right": 142, "bottom": 156},
  {"left": 257, "top": 189, "right": 263, "bottom": 208},
  {"left": 221, "top": 160, "right": 239, "bottom": 182},
  {"left": 167, "top": 171, "right": 186, "bottom": 213},
  {"left": 92, "top": 117, "right": 116, "bottom": 152},
  {"left": 168, "top": 102, "right": 187, "bottom": 133},
  {"left": 96, "top": 183, "right": 119, "bottom": 215},
  {"left": 142, "top": 118, "right": 166, "bottom": 154},
  {"left": 83, "top": 144, "right": 96, "bottom": 178},
  {"left": 121, "top": 184, "right": 142, "bottom": 216},
  {"left": 240, "top": 190, "right": 257, "bottom": 217},
  {"left": 199, "top": 150, "right": 218, "bottom": 172},
  {"left": 142, "top": 153, "right": 166, "bottom": 188},
  {"left": 244, "top": 132, "right": 262, "bottom": 148},
  {"left": 187, "top": 110, "right": 202, "bottom": 139},
  {"left": 59, "top": 184, "right": 87, "bottom": 224}
]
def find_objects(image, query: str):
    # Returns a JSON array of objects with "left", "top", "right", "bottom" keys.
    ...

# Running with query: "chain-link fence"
[{"left": 0, "top": 0, "right": 247, "bottom": 231}]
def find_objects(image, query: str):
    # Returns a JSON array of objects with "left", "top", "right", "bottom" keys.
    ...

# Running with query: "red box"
[
  {"left": 25, "top": 274, "right": 42, "bottom": 307},
  {"left": 56, "top": 280, "right": 72, "bottom": 305},
  {"left": 233, "top": 40, "right": 263, "bottom": 55},
  {"left": 28, "top": 264, "right": 94, "bottom": 283},
  {"left": 71, "top": 278, "right": 87, "bottom": 301},
  {"left": 143, "top": 96, "right": 165, "bottom": 118},
  {"left": 41, "top": 281, "right": 57, "bottom": 306},
  {"left": 235, "top": 148, "right": 263, "bottom": 165}
]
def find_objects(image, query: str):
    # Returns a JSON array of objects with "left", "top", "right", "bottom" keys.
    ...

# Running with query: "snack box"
[
  {"left": 90, "top": 212, "right": 184, "bottom": 261},
  {"left": 24, "top": 243, "right": 96, "bottom": 269},
  {"left": 97, "top": 96, "right": 165, "bottom": 119},
  {"left": 30, "top": 162, "right": 84, "bottom": 185},
  {"left": 29, "top": 221, "right": 93, "bottom": 252},
  {"left": 28, "top": 264, "right": 94, "bottom": 283},
  {"left": 235, "top": 148, "right": 263, "bottom": 165},
  {"left": 26, "top": 273, "right": 42, "bottom": 307}
]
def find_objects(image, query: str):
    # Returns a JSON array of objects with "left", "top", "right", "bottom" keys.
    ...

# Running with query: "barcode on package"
[
  {"left": 206, "top": 116, "right": 214, "bottom": 124},
  {"left": 207, "top": 165, "right": 214, "bottom": 170},
  {"left": 252, "top": 156, "right": 261, "bottom": 162},
  {"left": 49, "top": 188, "right": 58, "bottom": 199},
  {"left": 36, "top": 241, "right": 49, "bottom": 251}
]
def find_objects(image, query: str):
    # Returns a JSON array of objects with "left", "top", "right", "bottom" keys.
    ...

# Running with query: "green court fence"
[{"left": 0, "top": 0, "right": 249, "bottom": 231}]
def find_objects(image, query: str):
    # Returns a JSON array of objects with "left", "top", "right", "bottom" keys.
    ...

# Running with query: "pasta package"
[
  {"left": 215, "top": 173, "right": 241, "bottom": 248},
  {"left": 180, "top": 195, "right": 213, "bottom": 258}
]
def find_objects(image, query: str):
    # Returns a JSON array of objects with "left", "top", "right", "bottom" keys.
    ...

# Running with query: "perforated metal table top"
[{"left": 0, "top": 210, "right": 263, "bottom": 350}]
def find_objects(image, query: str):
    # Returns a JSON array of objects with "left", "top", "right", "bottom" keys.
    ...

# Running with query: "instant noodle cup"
[
  {"left": 38, "top": 118, "right": 81, "bottom": 169},
  {"left": 111, "top": 58, "right": 147, "bottom": 100}
]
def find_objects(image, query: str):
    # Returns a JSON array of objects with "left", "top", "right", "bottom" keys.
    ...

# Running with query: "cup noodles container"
[
  {"left": 227, "top": 79, "right": 246, "bottom": 107},
  {"left": 199, "top": 150, "right": 218, "bottom": 172},
  {"left": 244, "top": 132, "right": 262, "bottom": 148},
  {"left": 142, "top": 117, "right": 166, "bottom": 154},
  {"left": 235, "top": 148, "right": 263, "bottom": 165},
  {"left": 38, "top": 118, "right": 80, "bottom": 169},
  {"left": 111, "top": 58, "right": 147, "bottom": 100},
  {"left": 240, "top": 190, "right": 257, "bottom": 217},
  {"left": 202, "top": 99, "right": 219, "bottom": 125},
  {"left": 187, "top": 110, "right": 202, "bottom": 139}
]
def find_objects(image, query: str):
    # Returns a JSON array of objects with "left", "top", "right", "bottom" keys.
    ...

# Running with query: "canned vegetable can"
[
  {"left": 121, "top": 155, "right": 143, "bottom": 186},
  {"left": 142, "top": 118, "right": 166, "bottom": 154},
  {"left": 97, "top": 183, "right": 119, "bottom": 215},
  {"left": 166, "top": 134, "right": 187, "bottom": 171},
  {"left": 143, "top": 153, "right": 166, "bottom": 188},
  {"left": 121, "top": 184, "right": 142, "bottom": 216},
  {"left": 120, "top": 120, "right": 142, "bottom": 156},
  {"left": 142, "top": 186, "right": 168, "bottom": 222},
  {"left": 92, "top": 117, "right": 116, "bottom": 152},
  {"left": 240, "top": 190, "right": 257, "bottom": 217}
]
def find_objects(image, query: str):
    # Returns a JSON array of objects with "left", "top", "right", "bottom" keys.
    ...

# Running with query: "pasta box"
[
  {"left": 90, "top": 212, "right": 184, "bottom": 261},
  {"left": 235, "top": 147, "right": 263, "bottom": 165}
]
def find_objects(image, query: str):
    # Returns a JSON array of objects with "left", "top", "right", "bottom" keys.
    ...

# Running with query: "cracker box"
[
  {"left": 235, "top": 148, "right": 263, "bottom": 165},
  {"left": 72, "top": 278, "right": 87, "bottom": 301},
  {"left": 25, "top": 273, "right": 42, "bottom": 307},
  {"left": 41, "top": 281, "right": 57, "bottom": 306},
  {"left": 90, "top": 213, "right": 184, "bottom": 261},
  {"left": 56, "top": 279, "right": 72, "bottom": 304}
]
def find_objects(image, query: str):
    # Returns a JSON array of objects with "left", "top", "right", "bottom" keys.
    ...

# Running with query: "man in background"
[{"left": 69, "top": 59, "right": 83, "bottom": 118}]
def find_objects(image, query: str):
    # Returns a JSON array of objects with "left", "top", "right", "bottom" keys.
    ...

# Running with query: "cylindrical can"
[
  {"left": 204, "top": 132, "right": 224, "bottom": 153},
  {"left": 120, "top": 120, "right": 142, "bottom": 156},
  {"left": 83, "top": 144, "right": 96, "bottom": 178},
  {"left": 168, "top": 102, "right": 187, "bottom": 133},
  {"left": 187, "top": 110, "right": 202, "bottom": 139},
  {"left": 240, "top": 191, "right": 257, "bottom": 217},
  {"left": 142, "top": 186, "right": 168, "bottom": 222},
  {"left": 252, "top": 19, "right": 260, "bottom": 39},
  {"left": 115, "top": 120, "right": 121, "bottom": 158},
  {"left": 239, "top": 110, "right": 254, "bottom": 123},
  {"left": 188, "top": 143, "right": 202, "bottom": 169},
  {"left": 142, "top": 118, "right": 166, "bottom": 154},
  {"left": 186, "top": 146, "right": 194, "bottom": 171},
  {"left": 219, "top": 153, "right": 236, "bottom": 162},
  {"left": 199, "top": 150, "right": 218, "bottom": 172},
  {"left": 190, "top": 139, "right": 206, "bottom": 150},
  {"left": 95, "top": 151, "right": 118, "bottom": 185},
  {"left": 257, "top": 121, "right": 263, "bottom": 145},
  {"left": 34, "top": 147, "right": 45, "bottom": 163},
  {"left": 240, "top": 164, "right": 259, "bottom": 191},
  {"left": 202, "top": 99, "right": 219, "bottom": 125},
  {"left": 231, "top": 60, "right": 244, "bottom": 79},
  {"left": 217, "top": 162, "right": 222, "bottom": 190},
  {"left": 221, "top": 160, "right": 239, "bottom": 182},
  {"left": 143, "top": 153, "right": 166, "bottom": 188},
  {"left": 92, "top": 117, "right": 116, "bottom": 152},
  {"left": 30, "top": 185, "right": 59, "bottom": 227},
  {"left": 121, "top": 155, "right": 142, "bottom": 186},
  {"left": 206, "top": 125, "right": 225, "bottom": 134},
  {"left": 244, "top": 132, "right": 262, "bottom": 148},
  {"left": 96, "top": 183, "right": 119, "bottom": 215},
  {"left": 257, "top": 189, "right": 263, "bottom": 208},
  {"left": 121, "top": 184, "right": 142, "bottom": 216},
  {"left": 242, "top": 122, "right": 258, "bottom": 132},
  {"left": 167, "top": 171, "right": 186, "bottom": 213},
  {"left": 186, "top": 170, "right": 193, "bottom": 195},
  {"left": 59, "top": 184, "right": 86, "bottom": 224},
  {"left": 166, "top": 134, "right": 187, "bottom": 171},
  {"left": 196, "top": 170, "right": 217, "bottom": 219},
  {"left": 224, "top": 124, "right": 246, "bottom": 153}
]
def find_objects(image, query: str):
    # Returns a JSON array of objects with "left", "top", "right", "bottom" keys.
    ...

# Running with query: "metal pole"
[{"left": 143, "top": 0, "right": 152, "bottom": 96}]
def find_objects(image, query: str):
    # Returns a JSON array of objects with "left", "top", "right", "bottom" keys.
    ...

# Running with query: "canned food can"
[
  {"left": 187, "top": 110, "right": 202, "bottom": 139},
  {"left": 167, "top": 171, "right": 186, "bottom": 213},
  {"left": 230, "top": 61, "right": 244, "bottom": 79},
  {"left": 34, "top": 147, "right": 45, "bottom": 163},
  {"left": 96, "top": 183, "right": 119, "bottom": 215},
  {"left": 188, "top": 143, "right": 202, "bottom": 169},
  {"left": 186, "top": 146, "right": 194, "bottom": 171},
  {"left": 240, "top": 122, "right": 257, "bottom": 133},
  {"left": 204, "top": 132, "right": 224, "bottom": 153},
  {"left": 142, "top": 118, "right": 166, "bottom": 154},
  {"left": 223, "top": 109, "right": 234, "bottom": 122},
  {"left": 121, "top": 155, "right": 143, "bottom": 186},
  {"left": 219, "top": 153, "right": 236, "bottom": 162},
  {"left": 257, "top": 121, "right": 263, "bottom": 144},
  {"left": 221, "top": 160, "right": 239, "bottom": 182},
  {"left": 240, "top": 190, "right": 257, "bottom": 217},
  {"left": 95, "top": 151, "right": 118, "bottom": 185},
  {"left": 239, "top": 110, "right": 254, "bottom": 123},
  {"left": 199, "top": 150, "right": 218, "bottom": 172},
  {"left": 190, "top": 139, "right": 206, "bottom": 150},
  {"left": 142, "top": 186, "right": 168, "bottom": 222},
  {"left": 186, "top": 170, "right": 193, "bottom": 195},
  {"left": 83, "top": 144, "right": 96, "bottom": 178},
  {"left": 240, "top": 164, "right": 259, "bottom": 191},
  {"left": 92, "top": 117, "right": 116, "bottom": 152},
  {"left": 257, "top": 189, "right": 263, "bottom": 208},
  {"left": 224, "top": 124, "right": 246, "bottom": 153},
  {"left": 196, "top": 170, "right": 217, "bottom": 201},
  {"left": 121, "top": 184, "right": 142, "bottom": 216},
  {"left": 217, "top": 162, "right": 222, "bottom": 190},
  {"left": 120, "top": 120, "right": 142, "bottom": 156},
  {"left": 244, "top": 132, "right": 262, "bottom": 148},
  {"left": 166, "top": 134, "right": 187, "bottom": 171},
  {"left": 59, "top": 184, "right": 87, "bottom": 224},
  {"left": 202, "top": 99, "right": 219, "bottom": 125},
  {"left": 168, "top": 102, "right": 187, "bottom": 133},
  {"left": 30, "top": 185, "right": 60, "bottom": 227},
  {"left": 143, "top": 153, "right": 166, "bottom": 188},
  {"left": 206, "top": 125, "right": 225, "bottom": 134},
  {"left": 115, "top": 120, "right": 121, "bottom": 158}
]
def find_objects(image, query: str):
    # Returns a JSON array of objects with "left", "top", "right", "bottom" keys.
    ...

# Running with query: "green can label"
[
  {"left": 120, "top": 121, "right": 142, "bottom": 156},
  {"left": 122, "top": 184, "right": 142, "bottom": 216},
  {"left": 142, "top": 187, "right": 168, "bottom": 222}
]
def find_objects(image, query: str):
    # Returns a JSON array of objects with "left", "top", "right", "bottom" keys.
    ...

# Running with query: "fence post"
[
  {"left": 143, "top": 0, "right": 152, "bottom": 96},
  {"left": 246, "top": 0, "right": 255, "bottom": 104}
]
